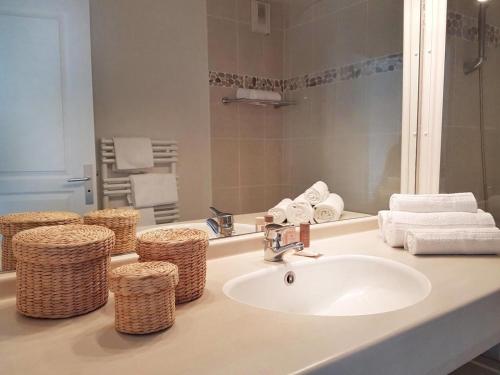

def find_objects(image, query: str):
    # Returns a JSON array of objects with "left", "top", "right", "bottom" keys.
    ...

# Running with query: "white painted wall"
[{"left": 89, "top": 0, "right": 212, "bottom": 220}]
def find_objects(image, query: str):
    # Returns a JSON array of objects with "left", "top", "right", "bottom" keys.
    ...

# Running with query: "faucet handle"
[
  {"left": 209, "top": 206, "right": 232, "bottom": 217},
  {"left": 264, "top": 223, "right": 294, "bottom": 243}
]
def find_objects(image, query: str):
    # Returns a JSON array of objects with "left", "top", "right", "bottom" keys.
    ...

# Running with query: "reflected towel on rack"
[
  {"left": 130, "top": 173, "right": 178, "bottom": 208},
  {"left": 236, "top": 88, "right": 281, "bottom": 101},
  {"left": 286, "top": 194, "right": 314, "bottom": 225},
  {"left": 137, "top": 207, "right": 156, "bottom": 226},
  {"left": 113, "top": 137, "right": 154, "bottom": 170}
]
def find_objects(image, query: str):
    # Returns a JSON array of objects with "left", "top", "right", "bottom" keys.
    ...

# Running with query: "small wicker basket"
[
  {"left": 109, "top": 261, "right": 179, "bottom": 334},
  {"left": 13, "top": 224, "right": 115, "bottom": 319},
  {"left": 0, "top": 211, "right": 82, "bottom": 271},
  {"left": 84, "top": 208, "right": 139, "bottom": 255},
  {"left": 137, "top": 229, "right": 209, "bottom": 304}
]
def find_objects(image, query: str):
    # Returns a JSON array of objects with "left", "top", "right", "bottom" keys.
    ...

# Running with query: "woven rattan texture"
[
  {"left": 109, "top": 262, "right": 179, "bottom": 334},
  {"left": 13, "top": 224, "right": 115, "bottom": 318},
  {"left": 84, "top": 208, "right": 139, "bottom": 255},
  {"left": 137, "top": 229, "right": 209, "bottom": 304},
  {"left": 0, "top": 211, "right": 82, "bottom": 271}
]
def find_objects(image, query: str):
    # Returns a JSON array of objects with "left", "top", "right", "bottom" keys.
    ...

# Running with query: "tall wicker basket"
[
  {"left": 0, "top": 211, "right": 82, "bottom": 271},
  {"left": 84, "top": 208, "right": 139, "bottom": 255},
  {"left": 13, "top": 224, "right": 115, "bottom": 318},
  {"left": 109, "top": 261, "right": 179, "bottom": 334},
  {"left": 137, "top": 229, "right": 209, "bottom": 304}
]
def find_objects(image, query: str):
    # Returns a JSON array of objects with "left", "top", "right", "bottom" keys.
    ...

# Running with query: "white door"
[{"left": 0, "top": 0, "right": 96, "bottom": 215}]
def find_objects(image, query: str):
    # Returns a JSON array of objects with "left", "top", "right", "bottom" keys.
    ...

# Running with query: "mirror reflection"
[{"left": 0, "top": 0, "right": 404, "bottom": 272}]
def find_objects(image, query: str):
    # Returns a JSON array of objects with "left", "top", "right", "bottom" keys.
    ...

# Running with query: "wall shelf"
[{"left": 221, "top": 97, "right": 296, "bottom": 108}]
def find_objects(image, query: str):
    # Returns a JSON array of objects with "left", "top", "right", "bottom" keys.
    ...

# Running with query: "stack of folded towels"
[
  {"left": 267, "top": 181, "right": 344, "bottom": 225},
  {"left": 378, "top": 192, "right": 500, "bottom": 255}
]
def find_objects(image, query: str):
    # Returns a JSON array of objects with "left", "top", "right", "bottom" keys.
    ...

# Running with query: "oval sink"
[
  {"left": 223, "top": 255, "right": 431, "bottom": 316},
  {"left": 138, "top": 222, "right": 255, "bottom": 239}
]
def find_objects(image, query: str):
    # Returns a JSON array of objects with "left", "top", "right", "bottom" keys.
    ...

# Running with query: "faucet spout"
[{"left": 269, "top": 241, "right": 304, "bottom": 262}]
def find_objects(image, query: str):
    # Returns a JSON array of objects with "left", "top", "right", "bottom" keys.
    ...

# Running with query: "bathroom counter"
[{"left": 1, "top": 217, "right": 500, "bottom": 374}]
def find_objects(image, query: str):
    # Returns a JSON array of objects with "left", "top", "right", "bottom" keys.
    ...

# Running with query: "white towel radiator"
[{"left": 100, "top": 138, "right": 180, "bottom": 224}]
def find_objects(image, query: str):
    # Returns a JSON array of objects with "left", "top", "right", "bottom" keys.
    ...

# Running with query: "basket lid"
[
  {"left": 109, "top": 261, "right": 179, "bottom": 296},
  {"left": 0, "top": 211, "right": 81, "bottom": 235},
  {"left": 84, "top": 208, "right": 139, "bottom": 225},
  {"left": 139, "top": 228, "right": 209, "bottom": 244},
  {"left": 13, "top": 224, "right": 115, "bottom": 265}
]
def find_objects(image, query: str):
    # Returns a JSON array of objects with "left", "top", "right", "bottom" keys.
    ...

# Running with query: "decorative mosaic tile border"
[
  {"left": 284, "top": 53, "right": 403, "bottom": 91},
  {"left": 447, "top": 10, "right": 500, "bottom": 47},
  {"left": 209, "top": 71, "right": 284, "bottom": 91},
  {"left": 208, "top": 53, "right": 403, "bottom": 93}
]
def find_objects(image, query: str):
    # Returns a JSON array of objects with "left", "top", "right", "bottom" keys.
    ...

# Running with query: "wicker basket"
[
  {"left": 13, "top": 224, "right": 115, "bottom": 319},
  {"left": 0, "top": 211, "right": 82, "bottom": 271},
  {"left": 137, "top": 229, "right": 209, "bottom": 304},
  {"left": 109, "top": 261, "right": 179, "bottom": 334},
  {"left": 84, "top": 208, "right": 139, "bottom": 255}
]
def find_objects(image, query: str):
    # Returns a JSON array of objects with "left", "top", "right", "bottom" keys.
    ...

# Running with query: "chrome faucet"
[
  {"left": 206, "top": 206, "right": 234, "bottom": 237},
  {"left": 264, "top": 223, "right": 304, "bottom": 262}
]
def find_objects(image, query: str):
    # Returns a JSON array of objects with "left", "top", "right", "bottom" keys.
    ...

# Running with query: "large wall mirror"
[{"left": 0, "top": 0, "right": 404, "bottom": 272}]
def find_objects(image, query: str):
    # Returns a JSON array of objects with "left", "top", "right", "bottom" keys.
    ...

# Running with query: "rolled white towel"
[
  {"left": 377, "top": 210, "right": 390, "bottom": 241},
  {"left": 236, "top": 88, "right": 282, "bottom": 101},
  {"left": 389, "top": 192, "right": 478, "bottom": 213},
  {"left": 405, "top": 228, "right": 500, "bottom": 255},
  {"left": 384, "top": 210, "right": 496, "bottom": 248},
  {"left": 268, "top": 198, "right": 293, "bottom": 224},
  {"left": 314, "top": 193, "right": 344, "bottom": 223},
  {"left": 304, "top": 181, "right": 330, "bottom": 205},
  {"left": 286, "top": 194, "right": 314, "bottom": 225}
]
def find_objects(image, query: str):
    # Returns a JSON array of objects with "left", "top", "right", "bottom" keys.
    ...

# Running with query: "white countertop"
[{"left": 1, "top": 218, "right": 500, "bottom": 374}]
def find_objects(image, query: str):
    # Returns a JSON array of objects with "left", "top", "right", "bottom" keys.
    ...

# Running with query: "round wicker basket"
[
  {"left": 0, "top": 211, "right": 82, "bottom": 271},
  {"left": 109, "top": 261, "right": 179, "bottom": 334},
  {"left": 137, "top": 228, "right": 209, "bottom": 304},
  {"left": 13, "top": 224, "right": 115, "bottom": 319},
  {"left": 84, "top": 208, "right": 139, "bottom": 255}
]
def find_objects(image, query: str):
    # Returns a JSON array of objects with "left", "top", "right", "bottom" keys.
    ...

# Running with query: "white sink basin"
[
  {"left": 223, "top": 255, "right": 431, "bottom": 316},
  {"left": 137, "top": 222, "right": 255, "bottom": 239}
]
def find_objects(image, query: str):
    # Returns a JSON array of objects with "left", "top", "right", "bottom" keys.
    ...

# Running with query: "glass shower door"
[{"left": 440, "top": 0, "right": 500, "bottom": 221}]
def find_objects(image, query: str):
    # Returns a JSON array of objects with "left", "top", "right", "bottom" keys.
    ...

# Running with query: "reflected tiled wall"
[
  {"left": 207, "top": 0, "right": 287, "bottom": 214},
  {"left": 281, "top": 0, "right": 403, "bottom": 214},
  {"left": 207, "top": 0, "right": 404, "bottom": 214},
  {"left": 441, "top": 1, "right": 500, "bottom": 220}
]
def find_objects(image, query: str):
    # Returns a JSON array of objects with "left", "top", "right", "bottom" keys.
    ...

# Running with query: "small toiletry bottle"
[
  {"left": 300, "top": 223, "right": 310, "bottom": 248},
  {"left": 282, "top": 226, "right": 299, "bottom": 245},
  {"left": 255, "top": 216, "right": 265, "bottom": 231}
]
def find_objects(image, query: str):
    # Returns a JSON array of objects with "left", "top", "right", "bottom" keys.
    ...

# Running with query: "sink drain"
[{"left": 284, "top": 271, "right": 295, "bottom": 285}]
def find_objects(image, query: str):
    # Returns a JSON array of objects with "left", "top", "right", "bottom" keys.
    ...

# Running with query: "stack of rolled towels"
[
  {"left": 378, "top": 192, "right": 500, "bottom": 255},
  {"left": 267, "top": 181, "right": 344, "bottom": 225}
]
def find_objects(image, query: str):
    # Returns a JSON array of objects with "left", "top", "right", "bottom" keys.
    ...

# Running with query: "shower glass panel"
[{"left": 440, "top": 0, "right": 500, "bottom": 221}]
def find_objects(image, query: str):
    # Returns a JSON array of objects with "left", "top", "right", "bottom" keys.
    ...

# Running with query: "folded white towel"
[
  {"left": 236, "top": 88, "right": 282, "bottom": 101},
  {"left": 405, "top": 228, "right": 500, "bottom": 255},
  {"left": 137, "top": 207, "right": 156, "bottom": 226},
  {"left": 129, "top": 173, "right": 178, "bottom": 208},
  {"left": 377, "top": 210, "right": 390, "bottom": 241},
  {"left": 384, "top": 210, "right": 496, "bottom": 248},
  {"left": 113, "top": 137, "right": 154, "bottom": 171},
  {"left": 286, "top": 194, "right": 314, "bottom": 225},
  {"left": 389, "top": 192, "right": 478, "bottom": 213},
  {"left": 304, "top": 181, "right": 330, "bottom": 205},
  {"left": 268, "top": 198, "right": 292, "bottom": 224},
  {"left": 314, "top": 193, "right": 344, "bottom": 223}
]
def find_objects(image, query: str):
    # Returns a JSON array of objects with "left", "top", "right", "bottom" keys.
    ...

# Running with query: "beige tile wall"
[
  {"left": 207, "top": 0, "right": 288, "bottom": 214},
  {"left": 207, "top": 0, "right": 404, "bottom": 215}
]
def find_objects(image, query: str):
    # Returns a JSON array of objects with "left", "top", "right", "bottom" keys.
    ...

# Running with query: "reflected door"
[{"left": 0, "top": 0, "right": 96, "bottom": 214}]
